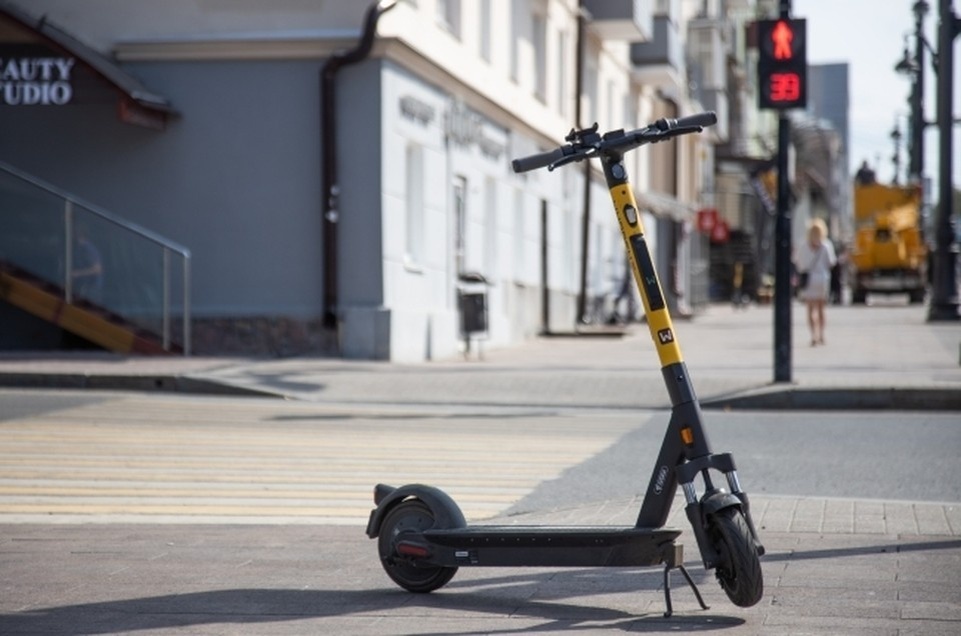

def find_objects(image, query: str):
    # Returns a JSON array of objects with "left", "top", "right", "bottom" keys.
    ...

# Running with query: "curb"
[
  {"left": 2, "top": 372, "right": 959, "bottom": 410},
  {"left": 0, "top": 372, "right": 278, "bottom": 398},
  {"left": 700, "top": 386, "right": 961, "bottom": 411}
]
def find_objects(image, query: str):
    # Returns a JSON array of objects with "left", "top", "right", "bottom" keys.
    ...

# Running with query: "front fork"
[
  {"left": 677, "top": 455, "right": 766, "bottom": 570},
  {"left": 635, "top": 396, "right": 765, "bottom": 570}
]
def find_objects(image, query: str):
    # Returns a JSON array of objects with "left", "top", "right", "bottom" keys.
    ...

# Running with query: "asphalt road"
[{"left": 503, "top": 409, "right": 961, "bottom": 517}]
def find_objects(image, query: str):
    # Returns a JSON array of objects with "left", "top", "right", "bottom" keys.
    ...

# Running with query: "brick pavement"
[{"left": 0, "top": 301, "right": 959, "bottom": 633}]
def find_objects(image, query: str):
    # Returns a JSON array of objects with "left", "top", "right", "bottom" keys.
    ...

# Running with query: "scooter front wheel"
[
  {"left": 378, "top": 499, "right": 457, "bottom": 593},
  {"left": 709, "top": 507, "right": 763, "bottom": 607}
]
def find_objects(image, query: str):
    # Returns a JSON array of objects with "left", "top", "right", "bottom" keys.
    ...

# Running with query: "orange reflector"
[{"left": 680, "top": 427, "right": 695, "bottom": 445}]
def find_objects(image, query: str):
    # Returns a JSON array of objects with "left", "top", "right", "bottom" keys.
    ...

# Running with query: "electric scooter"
[{"left": 366, "top": 111, "right": 765, "bottom": 616}]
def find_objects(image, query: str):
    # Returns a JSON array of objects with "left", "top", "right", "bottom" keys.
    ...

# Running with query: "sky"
[{"left": 793, "top": 0, "right": 959, "bottom": 192}]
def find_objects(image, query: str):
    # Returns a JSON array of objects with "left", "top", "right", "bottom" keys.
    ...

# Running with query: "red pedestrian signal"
[
  {"left": 757, "top": 18, "right": 807, "bottom": 109},
  {"left": 771, "top": 21, "right": 794, "bottom": 60}
]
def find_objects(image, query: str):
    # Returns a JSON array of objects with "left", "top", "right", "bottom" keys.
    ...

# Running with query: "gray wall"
[
  {"left": 335, "top": 58, "right": 385, "bottom": 310},
  {"left": 1, "top": 58, "right": 326, "bottom": 320}
]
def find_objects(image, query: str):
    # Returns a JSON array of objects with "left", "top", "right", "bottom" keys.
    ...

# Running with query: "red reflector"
[{"left": 396, "top": 541, "right": 430, "bottom": 559}]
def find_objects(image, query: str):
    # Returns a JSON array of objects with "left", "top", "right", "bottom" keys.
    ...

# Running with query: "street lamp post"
[
  {"left": 908, "top": 1, "right": 929, "bottom": 181},
  {"left": 890, "top": 121, "right": 903, "bottom": 184},
  {"left": 928, "top": 0, "right": 959, "bottom": 321}
]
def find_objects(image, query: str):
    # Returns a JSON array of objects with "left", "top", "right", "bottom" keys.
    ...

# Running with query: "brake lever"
[
  {"left": 646, "top": 124, "right": 704, "bottom": 144},
  {"left": 548, "top": 147, "right": 595, "bottom": 171}
]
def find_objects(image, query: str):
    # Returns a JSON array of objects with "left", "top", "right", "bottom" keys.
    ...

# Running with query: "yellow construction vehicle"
[{"left": 850, "top": 183, "right": 926, "bottom": 304}]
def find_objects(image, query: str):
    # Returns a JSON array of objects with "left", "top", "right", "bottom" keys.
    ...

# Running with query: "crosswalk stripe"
[{"left": 0, "top": 394, "right": 645, "bottom": 524}]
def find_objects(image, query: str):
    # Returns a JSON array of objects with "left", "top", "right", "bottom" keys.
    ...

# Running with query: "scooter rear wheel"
[
  {"left": 378, "top": 499, "right": 457, "bottom": 593},
  {"left": 709, "top": 507, "right": 763, "bottom": 607}
]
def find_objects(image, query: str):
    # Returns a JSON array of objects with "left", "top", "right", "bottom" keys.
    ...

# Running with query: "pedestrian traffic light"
[{"left": 757, "top": 18, "right": 807, "bottom": 110}]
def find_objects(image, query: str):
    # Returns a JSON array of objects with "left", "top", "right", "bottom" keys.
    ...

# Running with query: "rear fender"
[{"left": 365, "top": 483, "right": 466, "bottom": 538}]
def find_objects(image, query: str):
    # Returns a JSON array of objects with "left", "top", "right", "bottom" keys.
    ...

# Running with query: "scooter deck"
[{"left": 418, "top": 525, "right": 683, "bottom": 568}]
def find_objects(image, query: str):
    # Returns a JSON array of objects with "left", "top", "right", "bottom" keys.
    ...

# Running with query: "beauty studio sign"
[
  {"left": 0, "top": 52, "right": 75, "bottom": 105},
  {"left": 0, "top": 41, "right": 80, "bottom": 106}
]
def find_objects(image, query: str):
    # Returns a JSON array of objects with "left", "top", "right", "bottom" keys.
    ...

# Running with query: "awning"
[
  {"left": 635, "top": 189, "right": 697, "bottom": 222},
  {"left": 0, "top": 1, "right": 177, "bottom": 129}
]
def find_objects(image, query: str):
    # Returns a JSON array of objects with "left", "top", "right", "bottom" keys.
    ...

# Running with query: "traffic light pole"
[
  {"left": 773, "top": 0, "right": 793, "bottom": 382},
  {"left": 774, "top": 111, "right": 792, "bottom": 382},
  {"left": 927, "top": 0, "right": 960, "bottom": 321}
]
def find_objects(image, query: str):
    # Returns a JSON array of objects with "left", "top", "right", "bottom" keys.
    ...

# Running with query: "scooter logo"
[
  {"left": 657, "top": 328, "right": 674, "bottom": 344},
  {"left": 653, "top": 465, "right": 669, "bottom": 495}
]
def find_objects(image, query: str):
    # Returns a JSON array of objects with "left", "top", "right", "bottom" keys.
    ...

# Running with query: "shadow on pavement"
[
  {"left": 761, "top": 538, "right": 961, "bottom": 563},
  {"left": 1, "top": 577, "right": 746, "bottom": 635}
]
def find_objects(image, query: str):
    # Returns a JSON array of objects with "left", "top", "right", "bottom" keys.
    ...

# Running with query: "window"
[
  {"left": 452, "top": 175, "right": 467, "bottom": 274},
  {"left": 606, "top": 79, "right": 615, "bottom": 128},
  {"left": 584, "top": 54, "right": 598, "bottom": 123},
  {"left": 532, "top": 13, "right": 547, "bottom": 101},
  {"left": 484, "top": 177, "right": 497, "bottom": 277},
  {"left": 510, "top": 3, "right": 520, "bottom": 82},
  {"left": 557, "top": 29, "right": 569, "bottom": 117},
  {"left": 513, "top": 188, "right": 526, "bottom": 281},
  {"left": 480, "top": 0, "right": 492, "bottom": 62},
  {"left": 437, "top": 0, "right": 461, "bottom": 39},
  {"left": 405, "top": 143, "right": 424, "bottom": 264}
]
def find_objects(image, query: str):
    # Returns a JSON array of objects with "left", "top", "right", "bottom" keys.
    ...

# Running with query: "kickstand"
[{"left": 662, "top": 561, "right": 710, "bottom": 618}]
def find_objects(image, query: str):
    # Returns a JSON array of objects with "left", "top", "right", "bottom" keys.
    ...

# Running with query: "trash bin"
[
  {"left": 457, "top": 272, "right": 489, "bottom": 341},
  {"left": 460, "top": 290, "right": 487, "bottom": 335}
]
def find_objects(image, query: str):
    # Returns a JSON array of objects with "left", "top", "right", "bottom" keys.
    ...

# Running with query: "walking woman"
[{"left": 796, "top": 218, "right": 836, "bottom": 346}]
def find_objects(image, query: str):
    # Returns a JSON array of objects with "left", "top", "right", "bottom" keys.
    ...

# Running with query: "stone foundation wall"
[{"left": 186, "top": 316, "right": 339, "bottom": 357}]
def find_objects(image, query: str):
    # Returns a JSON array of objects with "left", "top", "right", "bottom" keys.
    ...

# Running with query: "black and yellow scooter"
[{"left": 365, "top": 112, "right": 764, "bottom": 616}]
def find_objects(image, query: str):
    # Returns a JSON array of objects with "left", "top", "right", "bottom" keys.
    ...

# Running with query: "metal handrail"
[{"left": 0, "top": 160, "right": 192, "bottom": 354}]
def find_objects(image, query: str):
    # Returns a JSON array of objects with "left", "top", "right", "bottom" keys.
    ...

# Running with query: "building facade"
[{"left": 0, "top": 0, "right": 722, "bottom": 360}]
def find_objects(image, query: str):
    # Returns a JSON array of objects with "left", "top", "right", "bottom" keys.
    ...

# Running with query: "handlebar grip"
[
  {"left": 512, "top": 147, "right": 567, "bottom": 173},
  {"left": 656, "top": 111, "right": 717, "bottom": 131}
]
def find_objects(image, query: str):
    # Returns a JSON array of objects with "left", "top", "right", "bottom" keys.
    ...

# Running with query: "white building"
[{"left": 0, "top": 0, "right": 719, "bottom": 360}]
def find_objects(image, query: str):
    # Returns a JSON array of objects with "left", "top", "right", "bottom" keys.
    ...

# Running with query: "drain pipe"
[
  {"left": 574, "top": 1, "right": 591, "bottom": 325},
  {"left": 320, "top": 0, "right": 398, "bottom": 329}
]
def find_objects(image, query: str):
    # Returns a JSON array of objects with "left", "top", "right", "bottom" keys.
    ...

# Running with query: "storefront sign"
[
  {"left": 399, "top": 95, "right": 435, "bottom": 125},
  {"left": 710, "top": 217, "right": 730, "bottom": 244},
  {"left": 0, "top": 54, "right": 75, "bottom": 105},
  {"left": 445, "top": 100, "right": 504, "bottom": 159},
  {"left": 696, "top": 208, "right": 718, "bottom": 233}
]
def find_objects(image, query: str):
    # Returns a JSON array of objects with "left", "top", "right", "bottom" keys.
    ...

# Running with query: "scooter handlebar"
[
  {"left": 655, "top": 111, "right": 718, "bottom": 131},
  {"left": 511, "top": 147, "right": 568, "bottom": 174},
  {"left": 511, "top": 111, "right": 716, "bottom": 174}
]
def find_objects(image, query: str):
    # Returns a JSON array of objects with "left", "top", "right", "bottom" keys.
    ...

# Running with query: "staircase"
[{"left": 0, "top": 162, "right": 190, "bottom": 354}]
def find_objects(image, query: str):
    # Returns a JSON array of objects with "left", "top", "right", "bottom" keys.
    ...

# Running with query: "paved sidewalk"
[
  {"left": 2, "top": 499, "right": 959, "bottom": 635},
  {"left": 0, "top": 302, "right": 958, "bottom": 410},
  {"left": 1, "top": 302, "right": 960, "bottom": 634}
]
